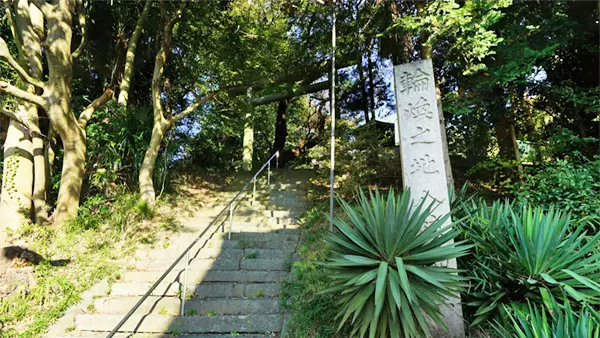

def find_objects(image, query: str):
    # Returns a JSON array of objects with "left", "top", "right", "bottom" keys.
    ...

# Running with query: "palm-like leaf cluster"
[
  {"left": 324, "top": 189, "right": 471, "bottom": 338},
  {"left": 459, "top": 201, "right": 600, "bottom": 326},
  {"left": 493, "top": 295, "right": 600, "bottom": 338}
]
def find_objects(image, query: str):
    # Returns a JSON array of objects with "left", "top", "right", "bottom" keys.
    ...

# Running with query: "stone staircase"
[{"left": 51, "top": 170, "right": 311, "bottom": 338}]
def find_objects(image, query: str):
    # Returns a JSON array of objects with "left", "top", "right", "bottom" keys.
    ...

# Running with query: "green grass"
[
  {"left": 249, "top": 290, "right": 264, "bottom": 298},
  {"left": 185, "top": 308, "right": 197, "bottom": 316},
  {"left": 280, "top": 203, "right": 347, "bottom": 338},
  {"left": 246, "top": 252, "right": 258, "bottom": 259},
  {"left": 86, "top": 303, "right": 96, "bottom": 313},
  {"left": 158, "top": 307, "right": 168, "bottom": 315},
  {"left": 0, "top": 193, "right": 175, "bottom": 337}
]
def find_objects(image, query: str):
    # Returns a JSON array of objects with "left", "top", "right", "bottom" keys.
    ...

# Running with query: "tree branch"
[
  {"left": 0, "top": 81, "right": 47, "bottom": 107},
  {"left": 0, "top": 37, "right": 46, "bottom": 89},
  {"left": 0, "top": 108, "right": 48, "bottom": 141},
  {"left": 29, "top": 0, "right": 53, "bottom": 19},
  {"left": 71, "top": 0, "right": 87, "bottom": 59},
  {"left": 0, "top": 108, "right": 28, "bottom": 127},
  {"left": 170, "top": 92, "right": 216, "bottom": 123},
  {"left": 78, "top": 88, "right": 114, "bottom": 128},
  {"left": 250, "top": 80, "right": 329, "bottom": 106}
]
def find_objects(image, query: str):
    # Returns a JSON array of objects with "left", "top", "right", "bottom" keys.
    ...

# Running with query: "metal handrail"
[{"left": 107, "top": 151, "right": 280, "bottom": 337}]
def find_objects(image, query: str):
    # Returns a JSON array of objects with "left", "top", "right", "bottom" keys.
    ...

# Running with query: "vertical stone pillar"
[
  {"left": 242, "top": 90, "right": 254, "bottom": 171},
  {"left": 393, "top": 59, "right": 465, "bottom": 337}
]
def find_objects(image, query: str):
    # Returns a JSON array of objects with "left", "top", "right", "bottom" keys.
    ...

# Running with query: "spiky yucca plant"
[
  {"left": 460, "top": 201, "right": 600, "bottom": 326},
  {"left": 324, "top": 188, "right": 472, "bottom": 338},
  {"left": 493, "top": 295, "right": 600, "bottom": 338}
]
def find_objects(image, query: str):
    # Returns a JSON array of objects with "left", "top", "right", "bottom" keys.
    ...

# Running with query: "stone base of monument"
[{"left": 426, "top": 300, "right": 466, "bottom": 338}]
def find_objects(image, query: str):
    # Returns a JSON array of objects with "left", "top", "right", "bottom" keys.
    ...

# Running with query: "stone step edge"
[{"left": 75, "top": 314, "right": 283, "bottom": 333}]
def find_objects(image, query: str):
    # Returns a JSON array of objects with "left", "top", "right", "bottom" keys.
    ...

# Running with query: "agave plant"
[
  {"left": 460, "top": 200, "right": 600, "bottom": 326},
  {"left": 492, "top": 295, "right": 600, "bottom": 338},
  {"left": 324, "top": 188, "right": 472, "bottom": 338}
]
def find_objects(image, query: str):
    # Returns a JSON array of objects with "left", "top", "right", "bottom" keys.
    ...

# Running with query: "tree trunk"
[
  {"left": 44, "top": 125, "right": 56, "bottom": 199},
  {"left": 53, "top": 127, "right": 86, "bottom": 226},
  {"left": 138, "top": 7, "right": 181, "bottom": 203},
  {"left": 357, "top": 57, "right": 370, "bottom": 123},
  {"left": 0, "top": 0, "right": 106, "bottom": 226},
  {"left": 510, "top": 124, "right": 522, "bottom": 170},
  {"left": 30, "top": 123, "right": 47, "bottom": 224},
  {"left": 242, "top": 110, "right": 254, "bottom": 172},
  {"left": 117, "top": 0, "right": 151, "bottom": 106},
  {"left": 508, "top": 85, "right": 523, "bottom": 171},
  {"left": 367, "top": 41, "right": 376, "bottom": 119},
  {"left": 272, "top": 100, "right": 288, "bottom": 162},
  {"left": 491, "top": 87, "right": 515, "bottom": 160},
  {"left": 42, "top": 0, "right": 81, "bottom": 226},
  {"left": 0, "top": 0, "right": 47, "bottom": 229},
  {"left": 0, "top": 119, "right": 33, "bottom": 230},
  {"left": 18, "top": 0, "right": 47, "bottom": 224},
  {"left": 139, "top": 118, "right": 168, "bottom": 203}
]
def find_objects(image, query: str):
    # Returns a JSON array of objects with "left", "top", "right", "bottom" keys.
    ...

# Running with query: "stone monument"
[{"left": 393, "top": 59, "right": 465, "bottom": 337}]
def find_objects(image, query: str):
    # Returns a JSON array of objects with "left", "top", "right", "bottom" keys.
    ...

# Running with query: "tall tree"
[{"left": 0, "top": 0, "right": 112, "bottom": 226}]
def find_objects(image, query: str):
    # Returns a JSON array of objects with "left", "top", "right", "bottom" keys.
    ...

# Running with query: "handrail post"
[
  {"left": 180, "top": 251, "right": 190, "bottom": 316},
  {"left": 276, "top": 151, "right": 279, "bottom": 169},
  {"left": 228, "top": 204, "right": 233, "bottom": 240},
  {"left": 252, "top": 176, "right": 256, "bottom": 205},
  {"left": 268, "top": 161, "right": 271, "bottom": 185}
]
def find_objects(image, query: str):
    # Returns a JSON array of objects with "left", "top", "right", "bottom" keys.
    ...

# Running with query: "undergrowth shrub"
[
  {"left": 281, "top": 205, "right": 345, "bottom": 338},
  {"left": 85, "top": 102, "right": 153, "bottom": 197},
  {"left": 68, "top": 193, "right": 154, "bottom": 233},
  {"left": 458, "top": 201, "right": 600, "bottom": 327},
  {"left": 492, "top": 295, "right": 600, "bottom": 338},
  {"left": 0, "top": 193, "right": 166, "bottom": 337},
  {"left": 324, "top": 189, "right": 470, "bottom": 337},
  {"left": 298, "top": 121, "right": 401, "bottom": 198},
  {"left": 513, "top": 157, "right": 600, "bottom": 229}
]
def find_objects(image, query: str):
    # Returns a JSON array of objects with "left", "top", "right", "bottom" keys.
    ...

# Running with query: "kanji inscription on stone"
[{"left": 393, "top": 59, "right": 465, "bottom": 338}]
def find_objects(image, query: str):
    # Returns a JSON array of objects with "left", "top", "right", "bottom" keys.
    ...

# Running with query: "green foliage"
[
  {"left": 492, "top": 296, "right": 600, "bottom": 338},
  {"left": 466, "top": 157, "right": 521, "bottom": 195},
  {"left": 389, "top": 0, "right": 511, "bottom": 75},
  {"left": 458, "top": 201, "right": 600, "bottom": 327},
  {"left": 0, "top": 191, "right": 169, "bottom": 337},
  {"left": 514, "top": 157, "right": 600, "bottom": 228},
  {"left": 185, "top": 308, "right": 198, "bottom": 316},
  {"left": 544, "top": 128, "right": 598, "bottom": 160},
  {"left": 281, "top": 205, "right": 344, "bottom": 338},
  {"left": 324, "top": 189, "right": 470, "bottom": 338},
  {"left": 68, "top": 193, "right": 154, "bottom": 233},
  {"left": 84, "top": 102, "right": 153, "bottom": 195},
  {"left": 301, "top": 121, "right": 401, "bottom": 197}
]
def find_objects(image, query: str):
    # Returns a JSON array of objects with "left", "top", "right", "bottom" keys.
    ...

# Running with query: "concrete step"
[
  {"left": 191, "top": 208, "right": 293, "bottom": 220},
  {"left": 56, "top": 334, "right": 271, "bottom": 338},
  {"left": 110, "top": 282, "right": 282, "bottom": 298},
  {"left": 135, "top": 246, "right": 294, "bottom": 260},
  {"left": 76, "top": 313, "right": 283, "bottom": 333},
  {"left": 123, "top": 266, "right": 288, "bottom": 283},
  {"left": 168, "top": 232, "right": 299, "bottom": 245},
  {"left": 206, "top": 239, "right": 298, "bottom": 250},
  {"left": 135, "top": 248, "right": 244, "bottom": 260},
  {"left": 136, "top": 240, "right": 297, "bottom": 259},
  {"left": 227, "top": 233, "right": 299, "bottom": 242},
  {"left": 133, "top": 258, "right": 287, "bottom": 271},
  {"left": 242, "top": 249, "right": 294, "bottom": 260},
  {"left": 94, "top": 297, "right": 281, "bottom": 316}
]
